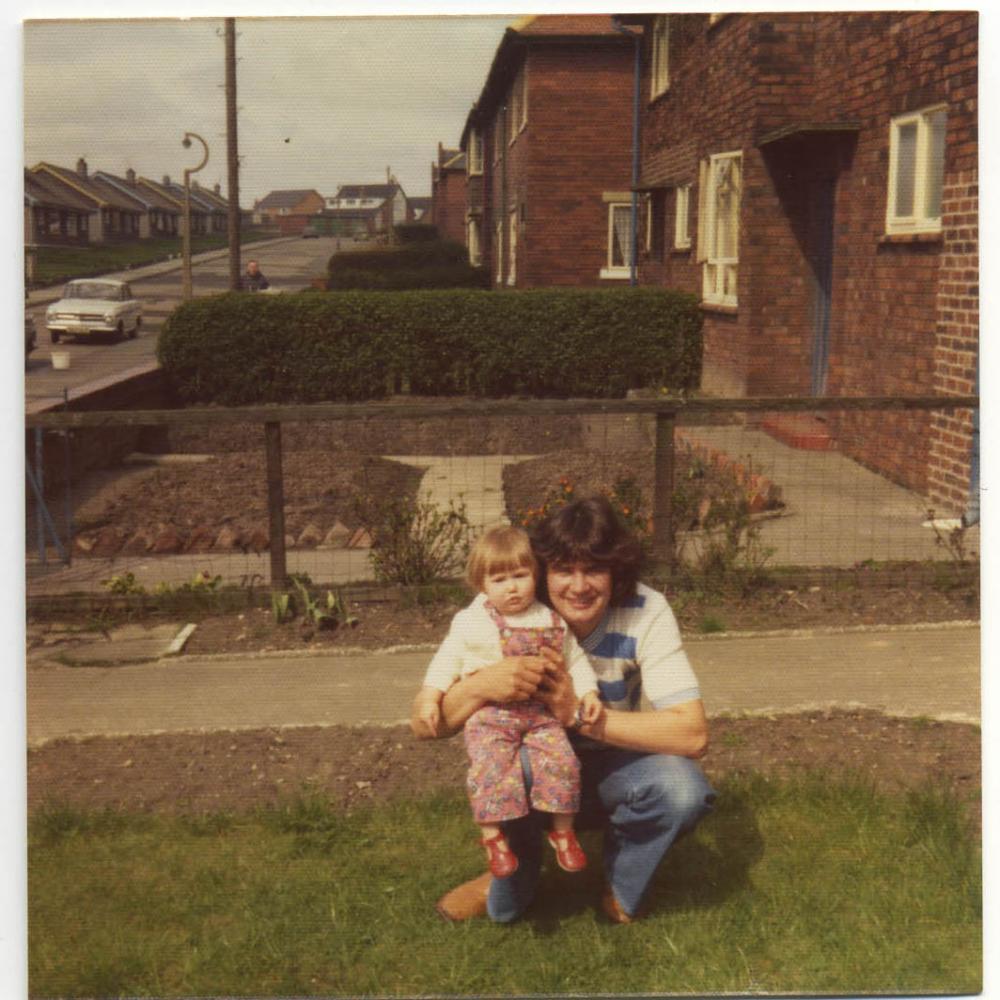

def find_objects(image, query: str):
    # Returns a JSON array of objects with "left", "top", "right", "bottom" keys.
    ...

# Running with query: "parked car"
[
  {"left": 25, "top": 311, "right": 36, "bottom": 357},
  {"left": 301, "top": 223, "right": 321, "bottom": 238},
  {"left": 45, "top": 279, "right": 142, "bottom": 343}
]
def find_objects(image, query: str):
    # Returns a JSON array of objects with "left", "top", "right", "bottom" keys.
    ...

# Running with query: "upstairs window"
[
  {"left": 467, "top": 216, "right": 482, "bottom": 266},
  {"left": 697, "top": 151, "right": 742, "bottom": 306},
  {"left": 468, "top": 130, "right": 484, "bottom": 175},
  {"left": 650, "top": 16, "right": 670, "bottom": 99},
  {"left": 886, "top": 105, "right": 946, "bottom": 234}
]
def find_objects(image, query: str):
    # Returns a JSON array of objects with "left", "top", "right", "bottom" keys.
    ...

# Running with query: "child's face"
[{"left": 482, "top": 564, "right": 536, "bottom": 616}]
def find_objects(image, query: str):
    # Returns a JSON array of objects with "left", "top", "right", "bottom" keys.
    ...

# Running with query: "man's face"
[
  {"left": 546, "top": 561, "right": 613, "bottom": 639},
  {"left": 248, "top": 262, "right": 259, "bottom": 274}
]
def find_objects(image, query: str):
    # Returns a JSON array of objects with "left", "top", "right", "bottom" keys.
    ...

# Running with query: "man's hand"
[
  {"left": 410, "top": 686, "right": 444, "bottom": 739},
  {"left": 535, "top": 647, "right": 576, "bottom": 726}
]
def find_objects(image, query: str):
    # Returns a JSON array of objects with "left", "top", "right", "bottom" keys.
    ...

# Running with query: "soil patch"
[{"left": 27, "top": 712, "right": 980, "bottom": 832}]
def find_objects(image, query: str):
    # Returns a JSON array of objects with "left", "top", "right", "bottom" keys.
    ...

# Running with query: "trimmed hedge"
[
  {"left": 326, "top": 239, "right": 486, "bottom": 291},
  {"left": 157, "top": 287, "right": 702, "bottom": 406}
]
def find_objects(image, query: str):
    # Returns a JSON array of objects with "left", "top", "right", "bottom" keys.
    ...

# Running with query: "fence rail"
[{"left": 25, "top": 395, "right": 979, "bottom": 598}]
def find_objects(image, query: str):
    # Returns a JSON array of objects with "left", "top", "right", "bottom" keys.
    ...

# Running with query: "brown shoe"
[
  {"left": 435, "top": 872, "right": 492, "bottom": 922},
  {"left": 601, "top": 884, "right": 640, "bottom": 924}
]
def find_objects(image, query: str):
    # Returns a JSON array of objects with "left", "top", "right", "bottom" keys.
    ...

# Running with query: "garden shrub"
[
  {"left": 326, "top": 239, "right": 478, "bottom": 291},
  {"left": 157, "top": 287, "right": 702, "bottom": 406},
  {"left": 393, "top": 222, "right": 439, "bottom": 243}
]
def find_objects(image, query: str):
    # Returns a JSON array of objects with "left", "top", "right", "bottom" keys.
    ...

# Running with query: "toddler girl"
[{"left": 414, "top": 525, "right": 604, "bottom": 878}]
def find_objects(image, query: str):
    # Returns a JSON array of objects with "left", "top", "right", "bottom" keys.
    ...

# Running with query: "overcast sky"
[{"left": 22, "top": 14, "right": 516, "bottom": 204}]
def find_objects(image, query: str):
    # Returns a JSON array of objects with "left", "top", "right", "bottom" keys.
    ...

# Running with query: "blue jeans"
[{"left": 486, "top": 746, "right": 716, "bottom": 922}]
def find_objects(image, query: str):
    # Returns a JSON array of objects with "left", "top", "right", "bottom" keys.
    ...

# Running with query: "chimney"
[
  {"left": 214, "top": 183, "right": 221, "bottom": 195},
  {"left": 163, "top": 175, "right": 171, "bottom": 187},
  {"left": 126, "top": 168, "right": 136, "bottom": 185},
  {"left": 387, "top": 165, "right": 391, "bottom": 183},
  {"left": 76, "top": 158, "right": 87, "bottom": 178}
]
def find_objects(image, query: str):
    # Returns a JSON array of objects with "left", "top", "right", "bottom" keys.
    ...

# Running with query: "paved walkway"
[{"left": 25, "top": 622, "right": 980, "bottom": 747}]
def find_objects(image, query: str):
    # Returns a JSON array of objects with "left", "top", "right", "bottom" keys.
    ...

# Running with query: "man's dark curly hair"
[{"left": 530, "top": 495, "right": 644, "bottom": 607}]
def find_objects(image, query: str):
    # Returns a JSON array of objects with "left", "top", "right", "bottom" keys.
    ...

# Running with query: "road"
[{"left": 25, "top": 235, "right": 350, "bottom": 414}]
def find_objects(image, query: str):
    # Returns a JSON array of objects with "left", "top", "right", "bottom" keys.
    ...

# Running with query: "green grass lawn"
[
  {"left": 28, "top": 772, "right": 981, "bottom": 997},
  {"left": 30, "top": 230, "right": 274, "bottom": 289}
]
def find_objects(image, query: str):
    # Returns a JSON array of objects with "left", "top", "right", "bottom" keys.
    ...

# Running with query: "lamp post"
[{"left": 181, "top": 131, "right": 209, "bottom": 300}]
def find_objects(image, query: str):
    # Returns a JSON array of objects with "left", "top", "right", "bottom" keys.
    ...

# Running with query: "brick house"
[
  {"left": 460, "top": 15, "right": 634, "bottom": 288},
  {"left": 136, "top": 175, "right": 212, "bottom": 237},
  {"left": 253, "top": 189, "right": 325, "bottom": 234},
  {"left": 624, "top": 11, "right": 978, "bottom": 510},
  {"left": 326, "top": 183, "right": 407, "bottom": 236},
  {"left": 430, "top": 145, "right": 468, "bottom": 245},
  {"left": 30, "top": 159, "right": 146, "bottom": 243}
]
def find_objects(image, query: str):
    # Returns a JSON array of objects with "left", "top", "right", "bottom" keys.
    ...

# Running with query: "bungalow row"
[
  {"left": 25, "top": 158, "right": 234, "bottom": 247},
  {"left": 431, "top": 12, "right": 978, "bottom": 513}
]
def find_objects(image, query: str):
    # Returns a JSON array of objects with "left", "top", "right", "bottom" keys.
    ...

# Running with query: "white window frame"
[
  {"left": 601, "top": 201, "right": 634, "bottom": 280},
  {"left": 674, "top": 184, "right": 691, "bottom": 249},
  {"left": 467, "top": 130, "right": 483, "bottom": 176},
  {"left": 698, "top": 151, "right": 742, "bottom": 307},
  {"left": 467, "top": 216, "right": 482, "bottom": 267},
  {"left": 886, "top": 104, "right": 946, "bottom": 235},
  {"left": 519, "top": 66, "right": 528, "bottom": 132},
  {"left": 507, "top": 209, "right": 518, "bottom": 285},
  {"left": 650, "top": 16, "right": 670, "bottom": 99}
]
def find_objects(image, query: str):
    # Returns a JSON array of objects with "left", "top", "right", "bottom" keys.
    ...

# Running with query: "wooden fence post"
[
  {"left": 264, "top": 421, "right": 287, "bottom": 588},
  {"left": 652, "top": 409, "right": 677, "bottom": 570}
]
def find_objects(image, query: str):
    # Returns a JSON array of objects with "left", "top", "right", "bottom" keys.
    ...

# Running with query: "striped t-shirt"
[{"left": 578, "top": 583, "right": 700, "bottom": 713}]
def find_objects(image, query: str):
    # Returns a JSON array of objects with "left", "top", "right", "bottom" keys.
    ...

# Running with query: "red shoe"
[
  {"left": 547, "top": 829, "right": 587, "bottom": 872},
  {"left": 481, "top": 832, "right": 519, "bottom": 878}
]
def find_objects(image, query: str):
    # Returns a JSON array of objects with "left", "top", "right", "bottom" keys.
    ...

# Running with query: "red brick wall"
[
  {"left": 431, "top": 168, "right": 467, "bottom": 246},
  {"left": 637, "top": 11, "right": 978, "bottom": 500},
  {"left": 485, "top": 42, "right": 633, "bottom": 288}
]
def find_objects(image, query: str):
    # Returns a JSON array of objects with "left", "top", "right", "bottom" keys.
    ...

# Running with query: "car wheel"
[
  {"left": 116, "top": 321, "right": 125, "bottom": 341},
  {"left": 50, "top": 331, "right": 60, "bottom": 344},
  {"left": 129, "top": 317, "right": 139, "bottom": 339}
]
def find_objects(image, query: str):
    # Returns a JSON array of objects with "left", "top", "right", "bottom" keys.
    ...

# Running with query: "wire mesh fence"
[{"left": 25, "top": 395, "right": 978, "bottom": 602}]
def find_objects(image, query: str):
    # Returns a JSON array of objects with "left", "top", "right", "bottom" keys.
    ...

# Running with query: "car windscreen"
[{"left": 64, "top": 282, "right": 120, "bottom": 300}]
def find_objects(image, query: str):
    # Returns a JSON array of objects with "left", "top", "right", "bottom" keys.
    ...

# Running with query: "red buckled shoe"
[
  {"left": 481, "top": 832, "right": 519, "bottom": 878},
  {"left": 546, "top": 829, "right": 588, "bottom": 872}
]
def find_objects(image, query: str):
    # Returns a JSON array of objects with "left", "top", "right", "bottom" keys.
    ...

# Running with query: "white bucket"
[{"left": 51, "top": 351, "right": 70, "bottom": 370}]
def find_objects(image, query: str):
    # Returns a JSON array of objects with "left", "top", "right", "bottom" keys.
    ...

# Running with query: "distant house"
[
  {"left": 326, "top": 182, "right": 407, "bottom": 234},
  {"left": 94, "top": 168, "right": 180, "bottom": 238},
  {"left": 253, "top": 189, "right": 325, "bottom": 234},
  {"left": 407, "top": 196, "right": 432, "bottom": 223},
  {"left": 430, "top": 145, "right": 467, "bottom": 246},
  {"left": 30, "top": 158, "right": 145, "bottom": 244},
  {"left": 24, "top": 168, "right": 94, "bottom": 246},
  {"left": 460, "top": 15, "right": 635, "bottom": 287},
  {"left": 621, "top": 11, "right": 978, "bottom": 511}
]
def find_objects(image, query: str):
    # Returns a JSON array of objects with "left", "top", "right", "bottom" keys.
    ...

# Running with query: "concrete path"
[{"left": 25, "top": 622, "right": 980, "bottom": 747}]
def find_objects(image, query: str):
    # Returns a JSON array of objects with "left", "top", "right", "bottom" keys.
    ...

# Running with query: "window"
[
  {"left": 886, "top": 105, "right": 946, "bottom": 234},
  {"left": 507, "top": 209, "right": 518, "bottom": 285},
  {"left": 467, "top": 216, "right": 482, "bottom": 267},
  {"left": 698, "top": 151, "right": 742, "bottom": 306},
  {"left": 674, "top": 184, "right": 691, "bottom": 249},
  {"left": 650, "top": 16, "right": 670, "bottom": 99},
  {"left": 602, "top": 202, "right": 634, "bottom": 279},
  {"left": 468, "top": 129, "right": 484, "bottom": 176}
]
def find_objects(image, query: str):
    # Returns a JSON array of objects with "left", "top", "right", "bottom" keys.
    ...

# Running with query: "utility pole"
[{"left": 225, "top": 17, "right": 241, "bottom": 291}]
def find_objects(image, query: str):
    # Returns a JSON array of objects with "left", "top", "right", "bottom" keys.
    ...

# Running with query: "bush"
[
  {"left": 393, "top": 222, "right": 439, "bottom": 243},
  {"left": 157, "top": 287, "right": 702, "bottom": 405}
]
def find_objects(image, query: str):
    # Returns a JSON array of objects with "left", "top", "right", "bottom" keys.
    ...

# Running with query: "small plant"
[
  {"left": 270, "top": 574, "right": 358, "bottom": 630},
  {"left": 698, "top": 614, "right": 727, "bottom": 634},
  {"left": 519, "top": 475, "right": 651, "bottom": 544},
  {"left": 102, "top": 572, "right": 146, "bottom": 596},
  {"left": 350, "top": 492, "right": 472, "bottom": 586},
  {"left": 271, "top": 590, "right": 292, "bottom": 624}
]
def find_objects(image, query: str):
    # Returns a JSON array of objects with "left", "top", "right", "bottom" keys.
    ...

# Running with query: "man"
[
  {"left": 242, "top": 260, "right": 269, "bottom": 292},
  {"left": 412, "top": 496, "right": 715, "bottom": 923}
]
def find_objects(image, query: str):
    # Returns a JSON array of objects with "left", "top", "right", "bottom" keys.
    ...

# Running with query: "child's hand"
[
  {"left": 579, "top": 691, "right": 604, "bottom": 726},
  {"left": 411, "top": 687, "right": 444, "bottom": 739}
]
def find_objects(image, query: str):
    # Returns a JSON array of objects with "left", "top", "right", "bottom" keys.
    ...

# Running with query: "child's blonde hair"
[{"left": 466, "top": 525, "right": 538, "bottom": 591}]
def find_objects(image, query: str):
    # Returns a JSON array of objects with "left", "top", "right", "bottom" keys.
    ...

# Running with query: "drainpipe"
[
  {"left": 613, "top": 17, "right": 642, "bottom": 287},
  {"left": 963, "top": 352, "right": 980, "bottom": 527}
]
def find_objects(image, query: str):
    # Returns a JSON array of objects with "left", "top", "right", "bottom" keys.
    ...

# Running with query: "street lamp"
[{"left": 181, "top": 131, "right": 209, "bottom": 300}]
